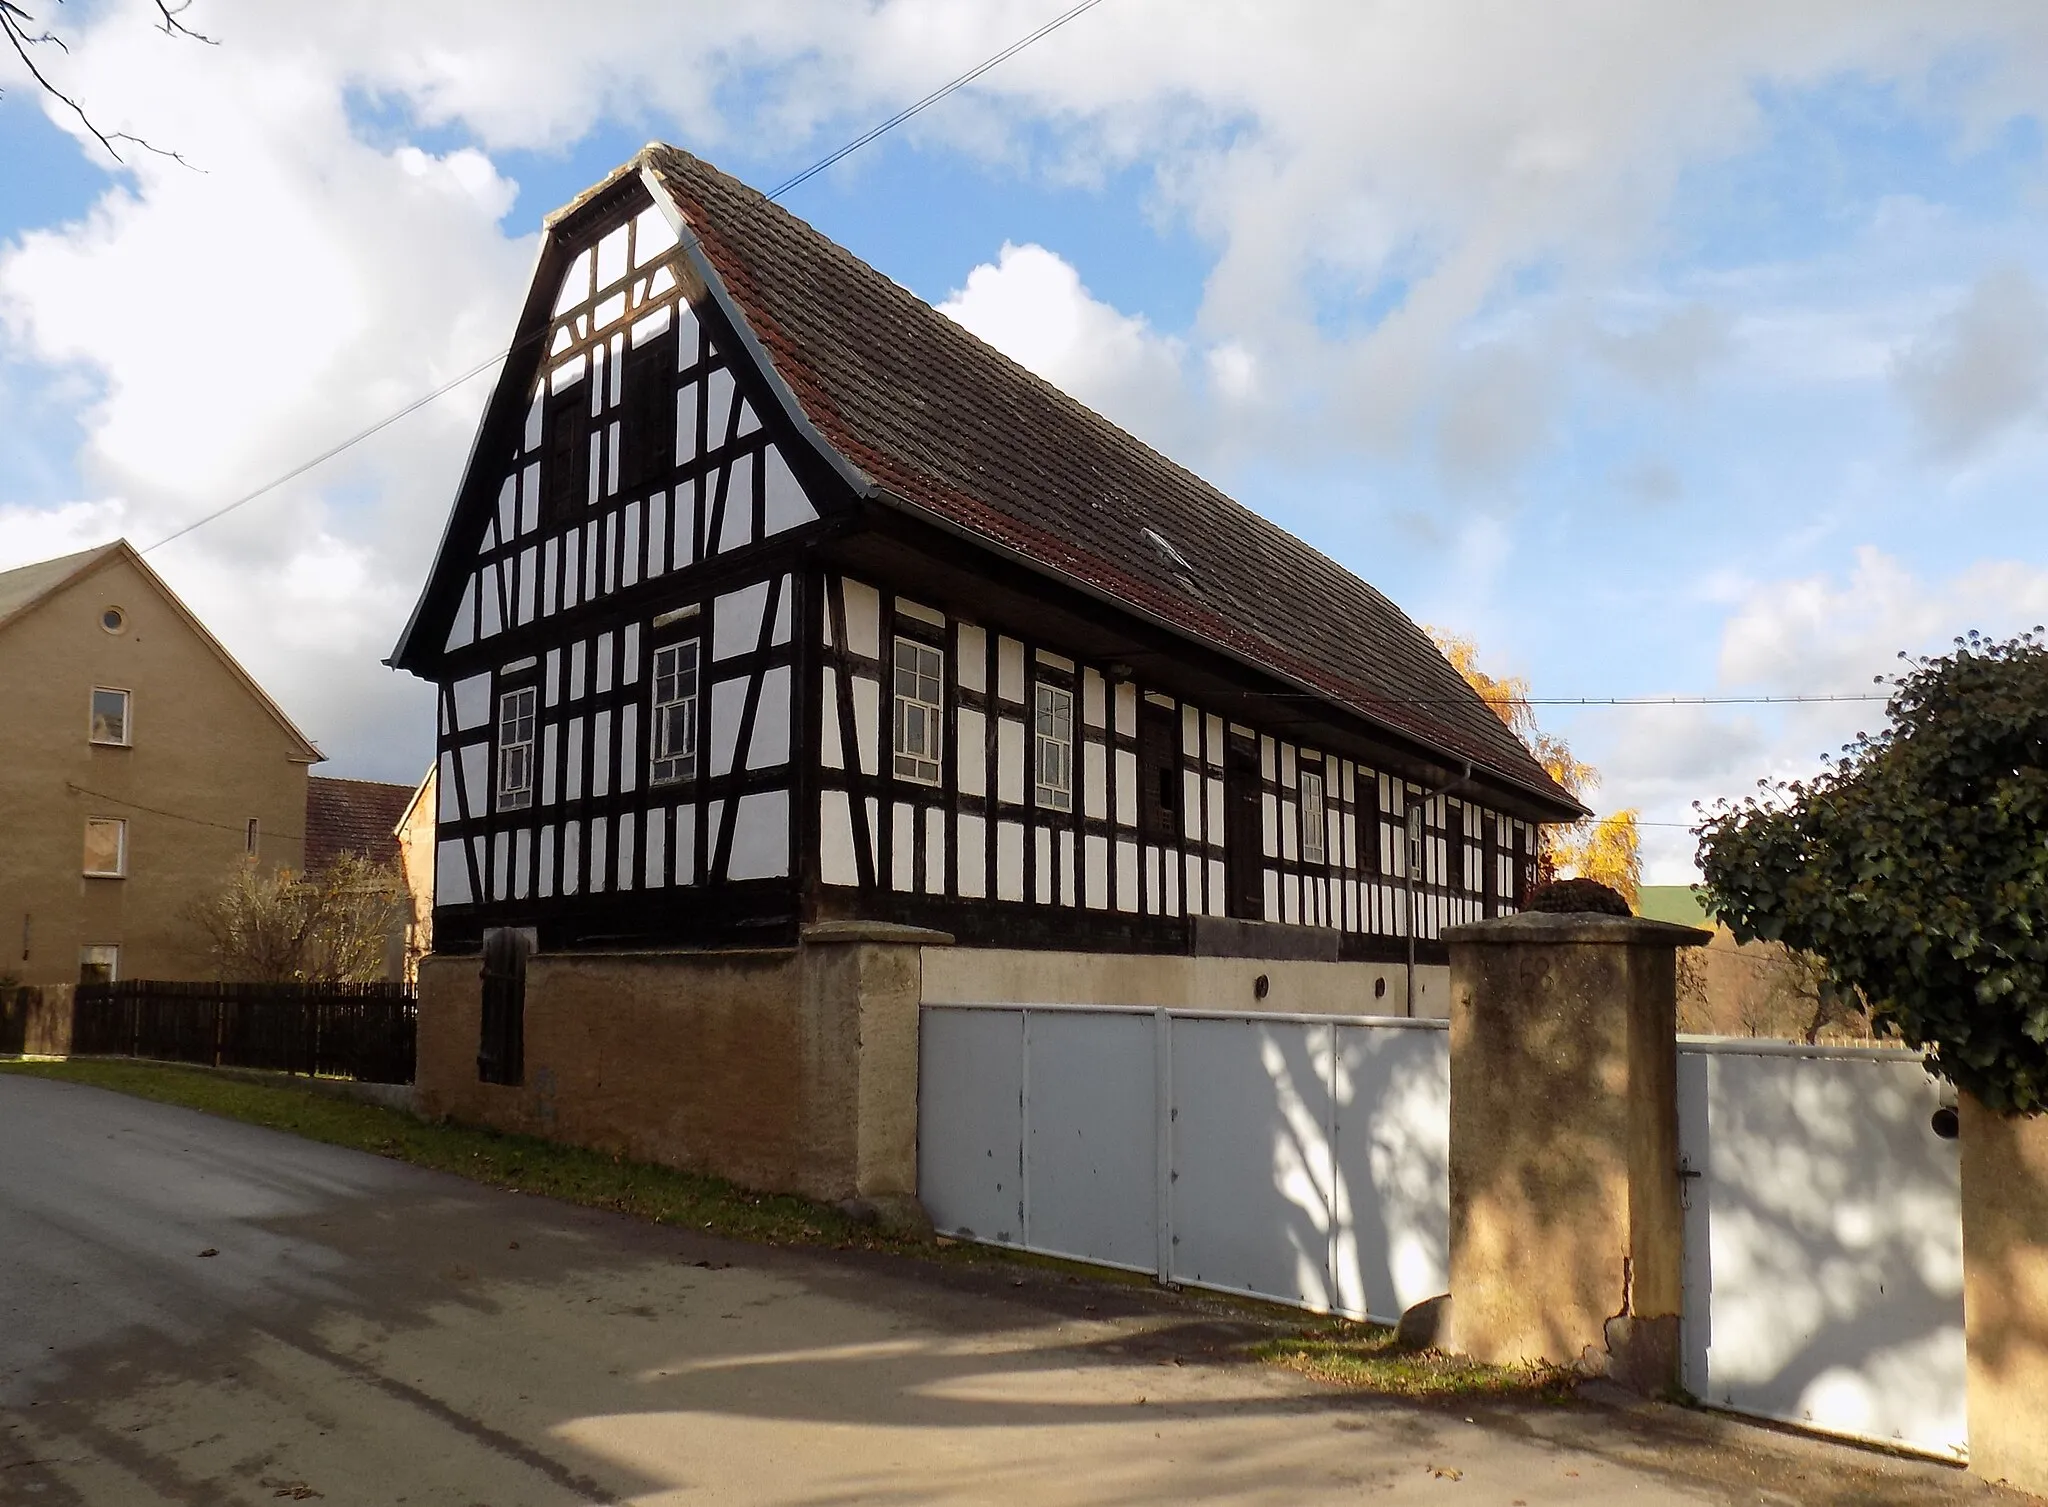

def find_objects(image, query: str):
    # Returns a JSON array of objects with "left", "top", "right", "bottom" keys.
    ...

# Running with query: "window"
[
  {"left": 1033, "top": 683, "right": 1074, "bottom": 811},
  {"left": 83, "top": 818, "right": 127, "bottom": 877},
  {"left": 245, "top": 818, "right": 260, "bottom": 856},
  {"left": 100, "top": 607, "right": 125, "bottom": 634},
  {"left": 1300, "top": 768, "right": 1327, "bottom": 864},
  {"left": 650, "top": 640, "right": 699, "bottom": 784},
  {"left": 496, "top": 686, "right": 537, "bottom": 811},
  {"left": 1139, "top": 702, "right": 1179, "bottom": 840},
  {"left": 89, "top": 687, "right": 129, "bottom": 746},
  {"left": 892, "top": 636, "right": 943, "bottom": 785},
  {"left": 1405, "top": 804, "right": 1425, "bottom": 880},
  {"left": 78, "top": 946, "right": 118, "bottom": 986}
]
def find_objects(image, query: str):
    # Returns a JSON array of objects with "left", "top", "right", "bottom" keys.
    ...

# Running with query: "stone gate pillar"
[
  {"left": 1440, "top": 912, "right": 1708, "bottom": 1391},
  {"left": 1961, "top": 1100, "right": 2048, "bottom": 1496}
]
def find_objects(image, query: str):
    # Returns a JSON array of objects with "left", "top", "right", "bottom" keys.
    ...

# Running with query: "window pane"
[
  {"left": 90, "top": 688, "right": 127, "bottom": 744},
  {"left": 83, "top": 819, "right": 123, "bottom": 875}
]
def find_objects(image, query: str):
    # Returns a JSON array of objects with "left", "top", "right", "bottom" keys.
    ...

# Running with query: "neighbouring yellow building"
[{"left": 0, "top": 541, "right": 323, "bottom": 986}]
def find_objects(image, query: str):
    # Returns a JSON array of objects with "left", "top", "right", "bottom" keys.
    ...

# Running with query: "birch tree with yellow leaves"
[{"left": 1431, "top": 632, "right": 1642, "bottom": 907}]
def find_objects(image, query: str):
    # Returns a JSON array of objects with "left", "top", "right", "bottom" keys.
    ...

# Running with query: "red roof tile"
[
  {"left": 643, "top": 147, "right": 1575, "bottom": 814},
  {"left": 304, "top": 777, "right": 413, "bottom": 873}
]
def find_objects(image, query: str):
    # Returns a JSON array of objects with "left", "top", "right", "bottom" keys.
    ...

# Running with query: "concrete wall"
[
  {"left": 0, "top": 552, "right": 314, "bottom": 986},
  {"left": 1443, "top": 913, "right": 1704, "bottom": 1389},
  {"left": 920, "top": 946, "right": 1450, "bottom": 1019},
  {"left": 415, "top": 925, "right": 930, "bottom": 1202},
  {"left": 0, "top": 985, "right": 73, "bottom": 1056},
  {"left": 1962, "top": 1099, "right": 2048, "bottom": 1495}
]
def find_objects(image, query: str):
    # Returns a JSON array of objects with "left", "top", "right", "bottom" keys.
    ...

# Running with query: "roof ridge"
[{"left": 632, "top": 147, "right": 1570, "bottom": 811}]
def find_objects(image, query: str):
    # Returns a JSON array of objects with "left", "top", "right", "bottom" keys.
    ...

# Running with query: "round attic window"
[{"left": 100, "top": 607, "right": 125, "bottom": 634}]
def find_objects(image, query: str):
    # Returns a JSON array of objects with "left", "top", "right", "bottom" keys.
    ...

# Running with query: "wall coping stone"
[
  {"left": 801, "top": 921, "right": 955, "bottom": 947},
  {"left": 1443, "top": 913, "right": 1712, "bottom": 948}
]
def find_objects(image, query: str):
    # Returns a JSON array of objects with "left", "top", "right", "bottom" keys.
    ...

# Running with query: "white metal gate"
[
  {"left": 1677, "top": 1040, "right": 1967, "bottom": 1459},
  {"left": 919, "top": 1002, "right": 1451, "bottom": 1323}
]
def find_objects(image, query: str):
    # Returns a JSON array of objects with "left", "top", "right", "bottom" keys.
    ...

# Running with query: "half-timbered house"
[{"left": 392, "top": 146, "right": 1581, "bottom": 1201}]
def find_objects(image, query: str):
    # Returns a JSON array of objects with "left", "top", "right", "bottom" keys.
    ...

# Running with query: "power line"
[
  {"left": 66, "top": 781, "right": 308, "bottom": 845},
  {"left": 137, "top": 0, "right": 1111, "bottom": 555},
  {"left": 768, "top": 0, "right": 1108, "bottom": 200}
]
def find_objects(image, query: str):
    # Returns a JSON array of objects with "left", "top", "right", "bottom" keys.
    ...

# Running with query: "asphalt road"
[{"left": 0, "top": 1073, "right": 2016, "bottom": 1506}]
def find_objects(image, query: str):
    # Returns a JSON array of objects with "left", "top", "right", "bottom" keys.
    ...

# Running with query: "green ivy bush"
[{"left": 1696, "top": 631, "right": 2048, "bottom": 1114}]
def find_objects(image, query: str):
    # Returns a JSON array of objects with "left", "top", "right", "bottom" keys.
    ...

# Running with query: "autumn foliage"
[{"left": 1432, "top": 632, "right": 1641, "bottom": 906}]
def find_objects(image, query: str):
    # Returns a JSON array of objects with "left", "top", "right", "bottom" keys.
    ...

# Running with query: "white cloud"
[
  {"left": 937, "top": 241, "right": 1202, "bottom": 452},
  {"left": 10, "top": 0, "right": 2048, "bottom": 784},
  {"left": 1596, "top": 547, "right": 2048, "bottom": 882},
  {"left": 1893, "top": 266, "right": 2048, "bottom": 457}
]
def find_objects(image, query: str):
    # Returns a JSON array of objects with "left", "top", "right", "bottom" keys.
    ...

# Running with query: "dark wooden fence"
[{"left": 71, "top": 980, "right": 417, "bottom": 1084}]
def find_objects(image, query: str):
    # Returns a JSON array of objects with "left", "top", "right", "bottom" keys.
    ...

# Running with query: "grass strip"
[{"left": 1251, "top": 1320, "right": 1580, "bottom": 1402}]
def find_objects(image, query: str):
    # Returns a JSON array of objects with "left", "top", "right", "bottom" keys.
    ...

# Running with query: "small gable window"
[
  {"left": 1034, "top": 682, "right": 1074, "bottom": 811},
  {"left": 649, "top": 639, "right": 700, "bottom": 785},
  {"left": 892, "top": 636, "right": 943, "bottom": 786},
  {"left": 89, "top": 687, "right": 130, "bottom": 746},
  {"left": 496, "top": 686, "right": 537, "bottom": 811}
]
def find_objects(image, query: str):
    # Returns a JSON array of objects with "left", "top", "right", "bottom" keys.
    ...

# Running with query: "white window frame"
[
  {"left": 891, "top": 635, "right": 943, "bottom": 786},
  {"left": 78, "top": 945, "right": 119, "bottom": 985},
  {"left": 649, "top": 639, "right": 700, "bottom": 785},
  {"left": 89, "top": 686, "right": 131, "bottom": 747},
  {"left": 83, "top": 817, "right": 127, "bottom": 878},
  {"left": 496, "top": 686, "right": 537, "bottom": 811},
  {"left": 1299, "top": 768, "right": 1327, "bottom": 865},
  {"left": 1033, "top": 681, "right": 1074, "bottom": 811}
]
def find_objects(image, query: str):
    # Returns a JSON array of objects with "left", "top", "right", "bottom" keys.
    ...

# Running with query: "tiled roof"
[
  {"left": 305, "top": 777, "right": 415, "bottom": 873},
  {"left": 643, "top": 147, "right": 1575, "bottom": 813}
]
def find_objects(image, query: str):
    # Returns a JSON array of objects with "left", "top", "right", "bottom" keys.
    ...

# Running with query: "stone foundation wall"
[{"left": 416, "top": 925, "right": 930, "bottom": 1203}]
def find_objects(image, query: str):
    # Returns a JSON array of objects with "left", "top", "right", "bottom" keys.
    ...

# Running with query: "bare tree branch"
[{"left": 1, "top": 0, "right": 207, "bottom": 167}]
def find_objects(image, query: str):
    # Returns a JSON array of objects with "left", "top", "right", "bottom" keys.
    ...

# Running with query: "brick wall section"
[{"left": 414, "top": 926, "right": 931, "bottom": 1203}]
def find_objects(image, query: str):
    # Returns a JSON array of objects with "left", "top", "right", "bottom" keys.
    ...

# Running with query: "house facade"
[
  {"left": 0, "top": 541, "right": 323, "bottom": 986},
  {"left": 392, "top": 147, "right": 1579, "bottom": 1199}
]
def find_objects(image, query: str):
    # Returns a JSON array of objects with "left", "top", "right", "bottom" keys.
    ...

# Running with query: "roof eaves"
[
  {"left": 865, "top": 481, "right": 1583, "bottom": 819},
  {"left": 118, "top": 543, "right": 326, "bottom": 764},
  {"left": 0, "top": 541, "right": 124, "bottom": 638}
]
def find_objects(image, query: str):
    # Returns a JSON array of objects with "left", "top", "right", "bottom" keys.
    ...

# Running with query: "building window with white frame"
[
  {"left": 650, "top": 639, "right": 700, "bottom": 785},
  {"left": 1033, "top": 682, "right": 1074, "bottom": 810},
  {"left": 78, "top": 945, "right": 119, "bottom": 985},
  {"left": 89, "top": 687, "right": 130, "bottom": 746},
  {"left": 1299, "top": 768, "right": 1327, "bottom": 864},
  {"left": 892, "top": 636, "right": 943, "bottom": 785},
  {"left": 83, "top": 818, "right": 127, "bottom": 877},
  {"left": 496, "top": 686, "right": 537, "bottom": 810}
]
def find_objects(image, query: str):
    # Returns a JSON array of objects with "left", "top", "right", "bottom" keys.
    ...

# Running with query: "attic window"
[{"left": 100, "top": 607, "right": 125, "bottom": 634}]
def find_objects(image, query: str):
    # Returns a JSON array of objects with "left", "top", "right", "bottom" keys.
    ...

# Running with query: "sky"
[{"left": 5, "top": 1, "right": 2048, "bottom": 883}]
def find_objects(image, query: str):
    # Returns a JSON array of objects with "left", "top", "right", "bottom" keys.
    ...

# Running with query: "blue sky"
[{"left": 6, "top": 1, "right": 2048, "bottom": 880}]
